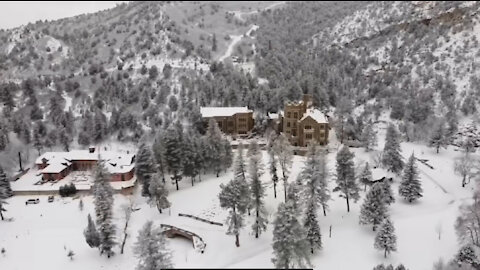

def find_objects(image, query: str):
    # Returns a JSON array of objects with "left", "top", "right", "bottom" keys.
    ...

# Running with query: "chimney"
[{"left": 89, "top": 146, "right": 95, "bottom": 153}]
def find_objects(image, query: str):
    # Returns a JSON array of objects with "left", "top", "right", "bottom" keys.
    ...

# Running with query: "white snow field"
[{"left": 0, "top": 124, "right": 477, "bottom": 270}]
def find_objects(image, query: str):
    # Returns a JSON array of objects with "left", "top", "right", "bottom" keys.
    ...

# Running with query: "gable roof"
[
  {"left": 300, "top": 109, "right": 328, "bottom": 124},
  {"left": 200, "top": 107, "right": 252, "bottom": 118}
]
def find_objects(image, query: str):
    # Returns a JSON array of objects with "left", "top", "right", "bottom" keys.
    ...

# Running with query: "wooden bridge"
[{"left": 160, "top": 224, "right": 206, "bottom": 253}]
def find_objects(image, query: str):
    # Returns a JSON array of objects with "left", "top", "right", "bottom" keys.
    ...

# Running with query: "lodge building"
[
  {"left": 200, "top": 107, "right": 254, "bottom": 136},
  {"left": 281, "top": 94, "right": 329, "bottom": 147},
  {"left": 35, "top": 147, "right": 135, "bottom": 182}
]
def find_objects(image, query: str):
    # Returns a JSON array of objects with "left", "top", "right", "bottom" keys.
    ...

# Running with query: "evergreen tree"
[
  {"left": 272, "top": 201, "right": 311, "bottom": 269},
  {"left": 205, "top": 119, "right": 224, "bottom": 177},
  {"left": 382, "top": 125, "right": 404, "bottom": 174},
  {"left": 218, "top": 148, "right": 250, "bottom": 247},
  {"left": 359, "top": 162, "right": 373, "bottom": 191},
  {"left": 59, "top": 127, "right": 71, "bottom": 152},
  {"left": 148, "top": 174, "right": 170, "bottom": 214},
  {"left": 182, "top": 133, "right": 200, "bottom": 186},
  {"left": 399, "top": 154, "right": 423, "bottom": 203},
  {"left": 381, "top": 180, "right": 395, "bottom": 205},
  {"left": 334, "top": 146, "right": 360, "bottom": 212},
  {"left": 32, "top": 126, "right": 43, "bottom": 156},
  {"left": 135, "top": 143, "right": 155, "bottom": 197},
  {"left": 269, "top": 149, "right": 279, "bottom": 198},
  {"left": 152, "top": 131, "right": 167, "bottom": 183},
  {"left": 374, "top": 217, "right": 397, "bottom": 258},
  {"left": 133, "top": 221, "right": 173, "bottom": 270},
  {"left": 84, "top": 213, "right": 100, "bottom": 248},
  {"left": 0, "top": 166, "right": 12, "bottom": 221},
  {"left": 248, "top": 141, "right": 267, "bottom": 238},
  {"left": 272, "top": 134, "right": 293, "bottom": 202},
  {"left": 429, "top": 121, "right": 447, "bottom": 154},
  {"left": 304, "top": 200, "right": 322, "bottom": 254},
  {"left": 361, "top": 120, "right": 377, "bottom": 152},
  {"left": 164, "top": 124, "right": 184, "bottom": 190},
  {"left": 359, "top": 183, "right": 389, "bottom": 231},
  {"left": 299, "top": 145, "right": 330, "bottom": 216},
  {"left": 92, "top": 162, "right": 116, "bottom": 258}
]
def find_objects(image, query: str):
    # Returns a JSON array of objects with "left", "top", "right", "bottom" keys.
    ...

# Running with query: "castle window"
[{"left": 294, "top": 112, "right": 298, "bottom": 119}]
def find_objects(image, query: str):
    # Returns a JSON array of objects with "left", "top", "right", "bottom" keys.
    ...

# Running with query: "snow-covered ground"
[{"left": 0, "top": 123, "right": 477, "bottom": 269}]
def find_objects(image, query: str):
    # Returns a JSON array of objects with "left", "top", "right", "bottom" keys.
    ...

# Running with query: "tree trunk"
[
  {"left": 120, "top": 232, "right": 128, "bottom": 254},
  {"left": 283, "top": 171, "right": 287, "bottom": 202},
  {"left": 346, "top": 195, "right": 350, "bottom": 212},
  {"left": 323, "top": 204, "right": 327, "bottom": 216},
  {"left": 0, "top": 209, "right": 4, "bottom": 221},
  {"left": 235, "top": 234, "right": 240, "bottom": 247},
  {"left": 191, "top": 177, "right": 194, "bottom": 187},
  {"left": 273, "top": 182, "right": 277, "bottom": 198},
  {"left": 436, "top": 145, "right": 439, "bottom": 154},
  {"left": 384, "top": 249, "right": 387, "bottom": 258},
  {"left": 463, "top": 175, "right": 466, "bottom": 187}
]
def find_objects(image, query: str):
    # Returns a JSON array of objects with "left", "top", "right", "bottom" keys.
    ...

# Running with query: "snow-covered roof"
[
  {"left": 268, "top": 112, "right": 279, "bottom": 120},
  {"left": 41, "top": 162, "right": 71, "bottom": 174},
  {"left": 300, "top": 109, "right": 328, "bottom": 123},
  {"left": 200, "top": 107, "right": 252, "bottom": 118},
  {"left": 36, "top": 149, "right": 135, "bottom": 174}
]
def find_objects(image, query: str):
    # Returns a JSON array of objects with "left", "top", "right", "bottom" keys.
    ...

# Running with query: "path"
[{"left": 219, "top": 1, "right": 285, "bottom": 62}]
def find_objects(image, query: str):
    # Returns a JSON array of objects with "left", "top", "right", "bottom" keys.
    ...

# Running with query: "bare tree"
[
  {"left": 272, "top": 134, "right": 293, "bottom": 202},
  {"left": 455, "top": 194, "right": 480, "bottom": 247},
  {"left": 454, "top": 156, "right": 476, "bottom": 187}
]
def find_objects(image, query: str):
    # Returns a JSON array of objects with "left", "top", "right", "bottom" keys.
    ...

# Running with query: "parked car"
[
  {"left": 48, "top": 196, "right": 54, "bottom": 203},
  {"left": 25, "top": 198, "right": 40, "bottom": 205}
]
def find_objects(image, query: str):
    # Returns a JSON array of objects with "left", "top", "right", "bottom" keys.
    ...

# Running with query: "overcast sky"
[{"left": 0, "top": 1, "right": 127, "bottom": 30}]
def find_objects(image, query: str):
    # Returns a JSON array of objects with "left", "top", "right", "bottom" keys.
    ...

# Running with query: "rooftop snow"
[
  {"left": 300, "top": 108, "right": 328, "bottom": 123},
  {"left": 200, "top": 107, "right": 252, "bottom": 118}
]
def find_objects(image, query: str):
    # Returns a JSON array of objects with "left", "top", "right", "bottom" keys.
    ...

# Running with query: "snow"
[
  {"left": 2, "top": 122, "right": 479, "bottom": 269},
  {"left": 200, "top": 106, "right": 252, "bottom": 118},
  {"left": 41, "top": 163, "right": 70, "bottom": 174},
  {"left": 300, "top": 108, "right": 329, "bottom": 123}
]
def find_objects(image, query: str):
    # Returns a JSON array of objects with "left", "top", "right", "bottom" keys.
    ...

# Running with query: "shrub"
[{"left": 59, "top": 183, "right": 77, "bottom": 197}]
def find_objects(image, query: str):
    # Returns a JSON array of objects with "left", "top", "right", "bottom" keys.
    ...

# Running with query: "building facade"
[
  {"left": 281, "top": 94, "right": 329, "bottom": 147},
  {"left": 200, "top": 107, "right": 254, "bottom": 135}
]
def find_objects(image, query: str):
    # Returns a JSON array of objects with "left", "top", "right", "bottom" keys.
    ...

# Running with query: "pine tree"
[
  {"left": 84, "top": 213, "right": 100, "bottom": 248},
  {"left": 381, "top": 180, "right": 395, "bottom": 205},
  {"left": 334, "top": 146, "right": 360, "bottom": 212},
  {"left": 304, "top": 200, "right": 322, "bottom": 254},
  {"left": 248, "top": 141, "right": 267, "bottom": 238},
  {"left": 269, "top": 147, "right": 279, "bottom": 198},
  {"left": 205, "top": 119, "right": 224, "bottom": 177},
  {"left": 219, "top": 148, "right": 250, "bottom": 247},
  {"left": 429, "top": 121, "right": 447, "bottom": 154},
  {"left": 361, "top": 120, "right": 377, "bottom": 152},
  {"left": 272, "top": 133, "right": 293, "bottom": 202},
  {"left": 359, "top": 183, "right": 389, "bottom": 231},
  {"left": 32, "top": 128, "right": 43, "bottom": 156},
  {"left": 399, "top": 154, "right": 423, "bottom": 203},
  {"left": 272, "top": 201, "right": 311, "bottom": 269},
  {"left": 152, "top": 131, "right": 167, "bottom": 183},
  {"left": 299, "top": 145, "right": 330, "bottom": 216},
  {"left": 359, "top": 162, "right": 373, "bottom": 191},
  {"left": 148, "top": 174, "right": 170, "bottom": 214},
  {"left": 164, "top": 124, "right": 184, "bottom": 190},
  {"left": 382, "top": 125, "right": 404, "bottom": 174},
  {"left": 0, "top": 166, "right": 11, "bottom": 221},
  {"left": 135, "top": 143, "right": 155, "bottom": 197},
  {"left": 374, "top": 217, "right": 397, "bottom": 258},
  {"left": 59, "top": 127, "right": 71, "bottom": 152},
  {"left": 92, "top": 162, "right": 116, "bottom": 257},
  {"left": 182, "top": 133, "right": 199, "bottom": 186},
  {"left": 133, "top": 221, "right": 173, "bottom": 270}
]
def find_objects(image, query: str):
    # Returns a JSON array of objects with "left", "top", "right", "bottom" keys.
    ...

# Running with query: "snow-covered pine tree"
[
  {"left": 359, "top": 162, "right": 373, "bottom": 191},
  {"left": 206, "top": 118, "right": 224, "bottom": 177},
  {"left": 152, "top": 131, "right": 167, "bottom": 183},
  {"left": 361, "top": 120, "right": 378, "bottom": 152},
  {"left": 429, "top": 121, "right": 447, "bottom": 154},
  {"left": 374, "top": 217, "right": 397, "bottom": 258},
  {"left": 399, "top": 154, "right": 423, "bottom": 203},
  {"left": 272, "top": 201, "right": 311, "bottom": 269},
  {"left": 381, "top": 180, "right": 395, "bottom": 205},
  {"left": 133, "top": 221, "right": 173, "bottom": 270},
  {"left": 359, "top": 183, "right": 389, "bottom": 231},
  {"left": 299, "top": 145, "right": 331, "bottom": 217},
  {"left": 148, "top": 174, "right": 170, "bottom": 214},
  {"left": 135, "top": 143, "right": 155, "bottom": 196},
  {"left": 248, "top": 141, "right": 267, "bottom": 238},
  {"left": 164, "top": 124, "right": 183, "bottom": 190},
  {"left": 382, "top": 125, "right": 404, "bottom": 174},
  {"left": 222, "top": 139, "right": 233, "bottom": 173},
  {"left": 219, "top": 148, "right": 250, "bottom": 247},
  {"left": 92, "top": 162, "right": 116, "bottom": 258},
  {"left": 304, "top": 200, "right": 322, "bottom": 254},
  {"left": 0, "top": 166, "right": 12, "bottom": 198},
  {"left": 0, "top": 166, "right": 12, "bottom": 220},
  {"left": 269, "top": 147, "right": 279, "bottom": 198},
  {"left": 84, "top": 213, "right": 100, "bottom": 248},
  {"left": 32, "top": 127, "right": 43, "bottom": 156},
  {"left": 272, "top": 133, "right": 293, "bottom": 202},
  {"left": 182, "top": 131, "right": 199, "bottom": 186},
  {"left": 334, "top": 146, "right": 360, "bottom": 212}
]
